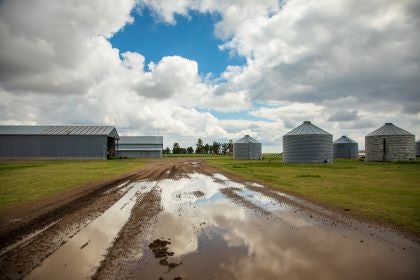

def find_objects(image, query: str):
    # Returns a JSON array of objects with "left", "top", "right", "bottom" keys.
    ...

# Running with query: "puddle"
[
  {"left": 25, "top": 181, "right": 156, "bottom": 280},
  {"left": 25, "top": 171, "right": 420, "bottom": 280},
  {"left": 130, "top": 173, "right": 420, "bottom": 280}
]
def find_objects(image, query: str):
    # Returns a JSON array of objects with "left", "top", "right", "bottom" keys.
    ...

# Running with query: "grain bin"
[
  {"left": 333, "top": 136, "right": 358, "bottom": 158},
  {"left": 416, "top": 140, "right": 420, "bottom": 157},
  {"left": 233, "top": 135, "right": 262, "bottom": 160},
  {"left": 283, "top": 121, "right": 333, "bottom": 163},
  {"left": 365, "top": 123, "right": 415, "bottom": 161}
]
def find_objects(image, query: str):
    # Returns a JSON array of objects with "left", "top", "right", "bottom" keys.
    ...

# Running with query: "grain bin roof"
[
  {"left": 118, "top": 136, "right": 163, "bottom": 145},
  {"left": 367, "top": 123, "right": 413, "bottom": 136},
  {"left": 235, "top": 135, "right": 260, "bottom": 144},
  {"left": 285, "top": 121, "right": 331, "bottom": 135},
  {"left": 0, "top": 125, "right": 119, "bottom": 139},
  {"left": 334, "top": 136, "right": 357, "bottom": 144}
]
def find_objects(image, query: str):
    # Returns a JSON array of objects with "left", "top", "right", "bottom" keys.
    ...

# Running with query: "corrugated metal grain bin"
[
  {"left": 416, "top": 140, "right": 420, "bottom": 157},
  {"left": 283, "top": 121, "right": 333, "bottom": 163},
  {"left": 365, "top": 123, "right": 415, "bottom": 161},
  {"left": 233, "top": 135, "right": 262, "bottom": 160},
  {"left": 117, "top": 136, "right": 163, "bottom": 158},
  {"left": 0, "top": 125, "right": 119, "bottom": 160},
  {"left": 333, "top": 136, "right": 358, "bottom": 158}
]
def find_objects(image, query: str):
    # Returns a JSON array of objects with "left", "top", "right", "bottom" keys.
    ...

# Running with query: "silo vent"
[
  {"left": 304, "top": 121, "right": 311, "bottom": 124},
  {"left": 385, "top": 122, "right": 392, "bottom": 125}
]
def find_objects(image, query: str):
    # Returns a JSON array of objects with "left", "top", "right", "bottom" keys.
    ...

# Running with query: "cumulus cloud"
[
  {"left": 328, "top": 110, "right": 359, "bottom": 122},
  {"left": 0, "top": 0, "right": 419, "bottom": 151}
]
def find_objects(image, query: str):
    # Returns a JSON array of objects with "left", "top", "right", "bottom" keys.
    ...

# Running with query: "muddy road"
[{"left": 0, "top": 159, "right": 419, "bottom": 279}]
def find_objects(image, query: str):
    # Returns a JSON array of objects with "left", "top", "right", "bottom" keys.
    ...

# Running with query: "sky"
[{"left": 0, "top": 0, "right": 419, "bottom": 152}]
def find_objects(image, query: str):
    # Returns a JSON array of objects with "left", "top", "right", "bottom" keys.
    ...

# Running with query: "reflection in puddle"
[
  {"left": 25, "top": 181, "right": 156, "bottom": 280},
  {"left": 135, "top": 173, "right": 420, "bottom": 280},
  {"left": 25, "top": 172, "right": 420, "bottom": 280}
]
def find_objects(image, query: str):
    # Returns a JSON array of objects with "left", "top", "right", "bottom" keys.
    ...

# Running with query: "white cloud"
[{"left": 0, "top": 0, "right": 419, "bottom": 152}]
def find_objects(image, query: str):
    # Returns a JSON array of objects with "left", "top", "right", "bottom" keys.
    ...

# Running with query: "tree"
[
  {"left": 163, "top": 147, "right": 171, "bottom": 154},
  {"left": 203, "top": 143, "right": 210, "bottom": 154},
  {"left": 228, "top": 139, "right": 233, "bottom": 155},
  {"left": 187, "top": 147, "right": 194, "bottom": 154},
  {"left": 212, "top": 141, "right": 221, "bottom": 154},
  {"left": 195, "top": 138, "right": 203, "bottom": 154},
  {"left": 172, "top": 142, "right": 181, "bottom": 154},
  {"left": 222, "top": 143, "right": 228, "bottom": 155}
]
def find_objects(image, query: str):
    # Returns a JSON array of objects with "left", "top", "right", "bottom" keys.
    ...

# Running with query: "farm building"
[
  {"left": 365, "top": 123, "right": 415, "bottom": 161},
  {"left": 117, "top": 136, "right": 163, "bottom": 158},
  {"left": 333, "top": 136, "right": 358, "bottom": 158},
  {"left": 283, "top": 121, "right": 333, "bottom": 163},
  {"left": 417, "top": 140, "right": 420, "bottom": 157},
  {"left": 233, "top": 135, "right": 262, "bottom": 160},
  {"left": 0, "top": 125, "right": 119, "bottom": 159}
]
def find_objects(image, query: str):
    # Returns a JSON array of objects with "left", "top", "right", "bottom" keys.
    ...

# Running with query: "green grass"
[
  {"left": 207, "top": 156, "right": 420, "bottom": 235},
  {"left": 0, "top": 159, "right": 150, "bottom": 213}
]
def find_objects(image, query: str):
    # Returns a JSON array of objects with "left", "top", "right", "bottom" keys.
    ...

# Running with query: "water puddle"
[
  {"left": 131, "top": 173, "right": 420, "bottom": 280},
  {"left": 25, "top": 181, "right": 156, "bottom": 280},
  {"left": 24, "top": 171, "right": 420, "bottom": 280}
]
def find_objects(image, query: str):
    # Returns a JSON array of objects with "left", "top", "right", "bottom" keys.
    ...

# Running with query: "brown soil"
[
  {"left": 0, "top": 158, "right": 419, "bottom": 280},
  {"left": 0, "top": 159, "right": 201, "bottom": 279},
  {"left": 0, "top": 168, "right": 144, "bottom": 249},
  {"left": 92, "top": 187, "right": 163, "bottom": 280}
]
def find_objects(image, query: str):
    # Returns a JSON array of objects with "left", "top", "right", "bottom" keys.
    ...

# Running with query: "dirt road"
[{"left": 0, "top": 159, "right": 419, "bottom": 279}]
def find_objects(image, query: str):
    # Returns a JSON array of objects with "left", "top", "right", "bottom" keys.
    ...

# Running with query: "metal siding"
[
  {"left": 417, "top": 141, "right": 420, "bottom": 157},
  {"left": 283, "top": 134, "right": 333, "bottom": 163},
  {"left": 365, "top": 135, "right": 415, "bottom": 161},
  {"left": 0, "top": 135, "right": 107, "bottom": 159},
  {"left": 117, "top": 150, "right": 162, "bottom": 158},
  {"left": 233, "top": 143, "right": 262, "bottom": 160},
  {"left": 333, "top": 143, "right": 358, "bottom": 158}
]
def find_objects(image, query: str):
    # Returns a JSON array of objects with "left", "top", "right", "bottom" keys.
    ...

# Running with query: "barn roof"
[
  {"left": 0, "top": 125, "right": 119, "bottom": 139},
  {"left": 118, "top": 136, "right": 163, "bottom": 145}
]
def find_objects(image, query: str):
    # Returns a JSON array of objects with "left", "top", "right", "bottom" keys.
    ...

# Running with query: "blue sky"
[
  {"left": 111, "top": 8, "right": 246, "bottom": 76},
  {"left": 1, "top": 0, "right": 419, "bottom": 152}
]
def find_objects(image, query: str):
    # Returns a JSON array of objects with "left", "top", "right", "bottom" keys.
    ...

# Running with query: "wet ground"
[{"left": 0, "top": 160, "right": 419, "bottom": 279}]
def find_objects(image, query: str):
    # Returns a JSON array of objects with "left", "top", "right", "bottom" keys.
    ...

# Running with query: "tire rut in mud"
[
  {"left": 0, "top": 185, "right": 131, "bottom": 280},
  {"left": 93, "top": 187, "right": 162, "bottom": 280}
]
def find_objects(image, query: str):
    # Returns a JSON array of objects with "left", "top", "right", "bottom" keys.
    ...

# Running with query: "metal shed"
[
  {"left": 117, "top": 136, "right": 163, "bottom": 158},
  {"left": 417, "top": 140, "right": 420, "bottom": 157},
  {"left": 233, "top": 135, "right": 262, "bottom": 160},
  {"left": 0, "top": 125, "right": 119, "bottom": 160},
  {"left": 365, "top": 123, "right": 415, "bottom": 161},
  {"left": 283, "top": 121, "right": 333, "bottom": 163},
  {"left": 333, "top": 136, "right": 358, "bottom": 158}
]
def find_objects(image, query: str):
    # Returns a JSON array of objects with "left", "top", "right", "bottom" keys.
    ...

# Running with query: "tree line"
[{"left": 163, "top": 138, "right": 233, "bottom": 155}]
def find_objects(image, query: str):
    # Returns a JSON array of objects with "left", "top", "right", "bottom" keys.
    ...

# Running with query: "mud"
[{"left": 0, "top": 159, "right": 419, "bottom": 280}]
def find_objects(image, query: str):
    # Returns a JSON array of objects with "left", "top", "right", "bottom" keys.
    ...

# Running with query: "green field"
[
  {"left": 207, "top": 156, "right": 420, "bottom": 235},
  {"left": 0, "top": 159, "right": 150, "bottom": 213},
  {"left": 1, "top": 156, "right": 419, "bottom": 236}
]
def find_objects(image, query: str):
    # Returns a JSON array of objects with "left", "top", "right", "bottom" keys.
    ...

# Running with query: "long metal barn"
[
  {"left": 0, "top": 126, "right": 119, "bottom": 160},
  {"left": 117, "top": 136, "right": 163, "bottom": 158}
]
